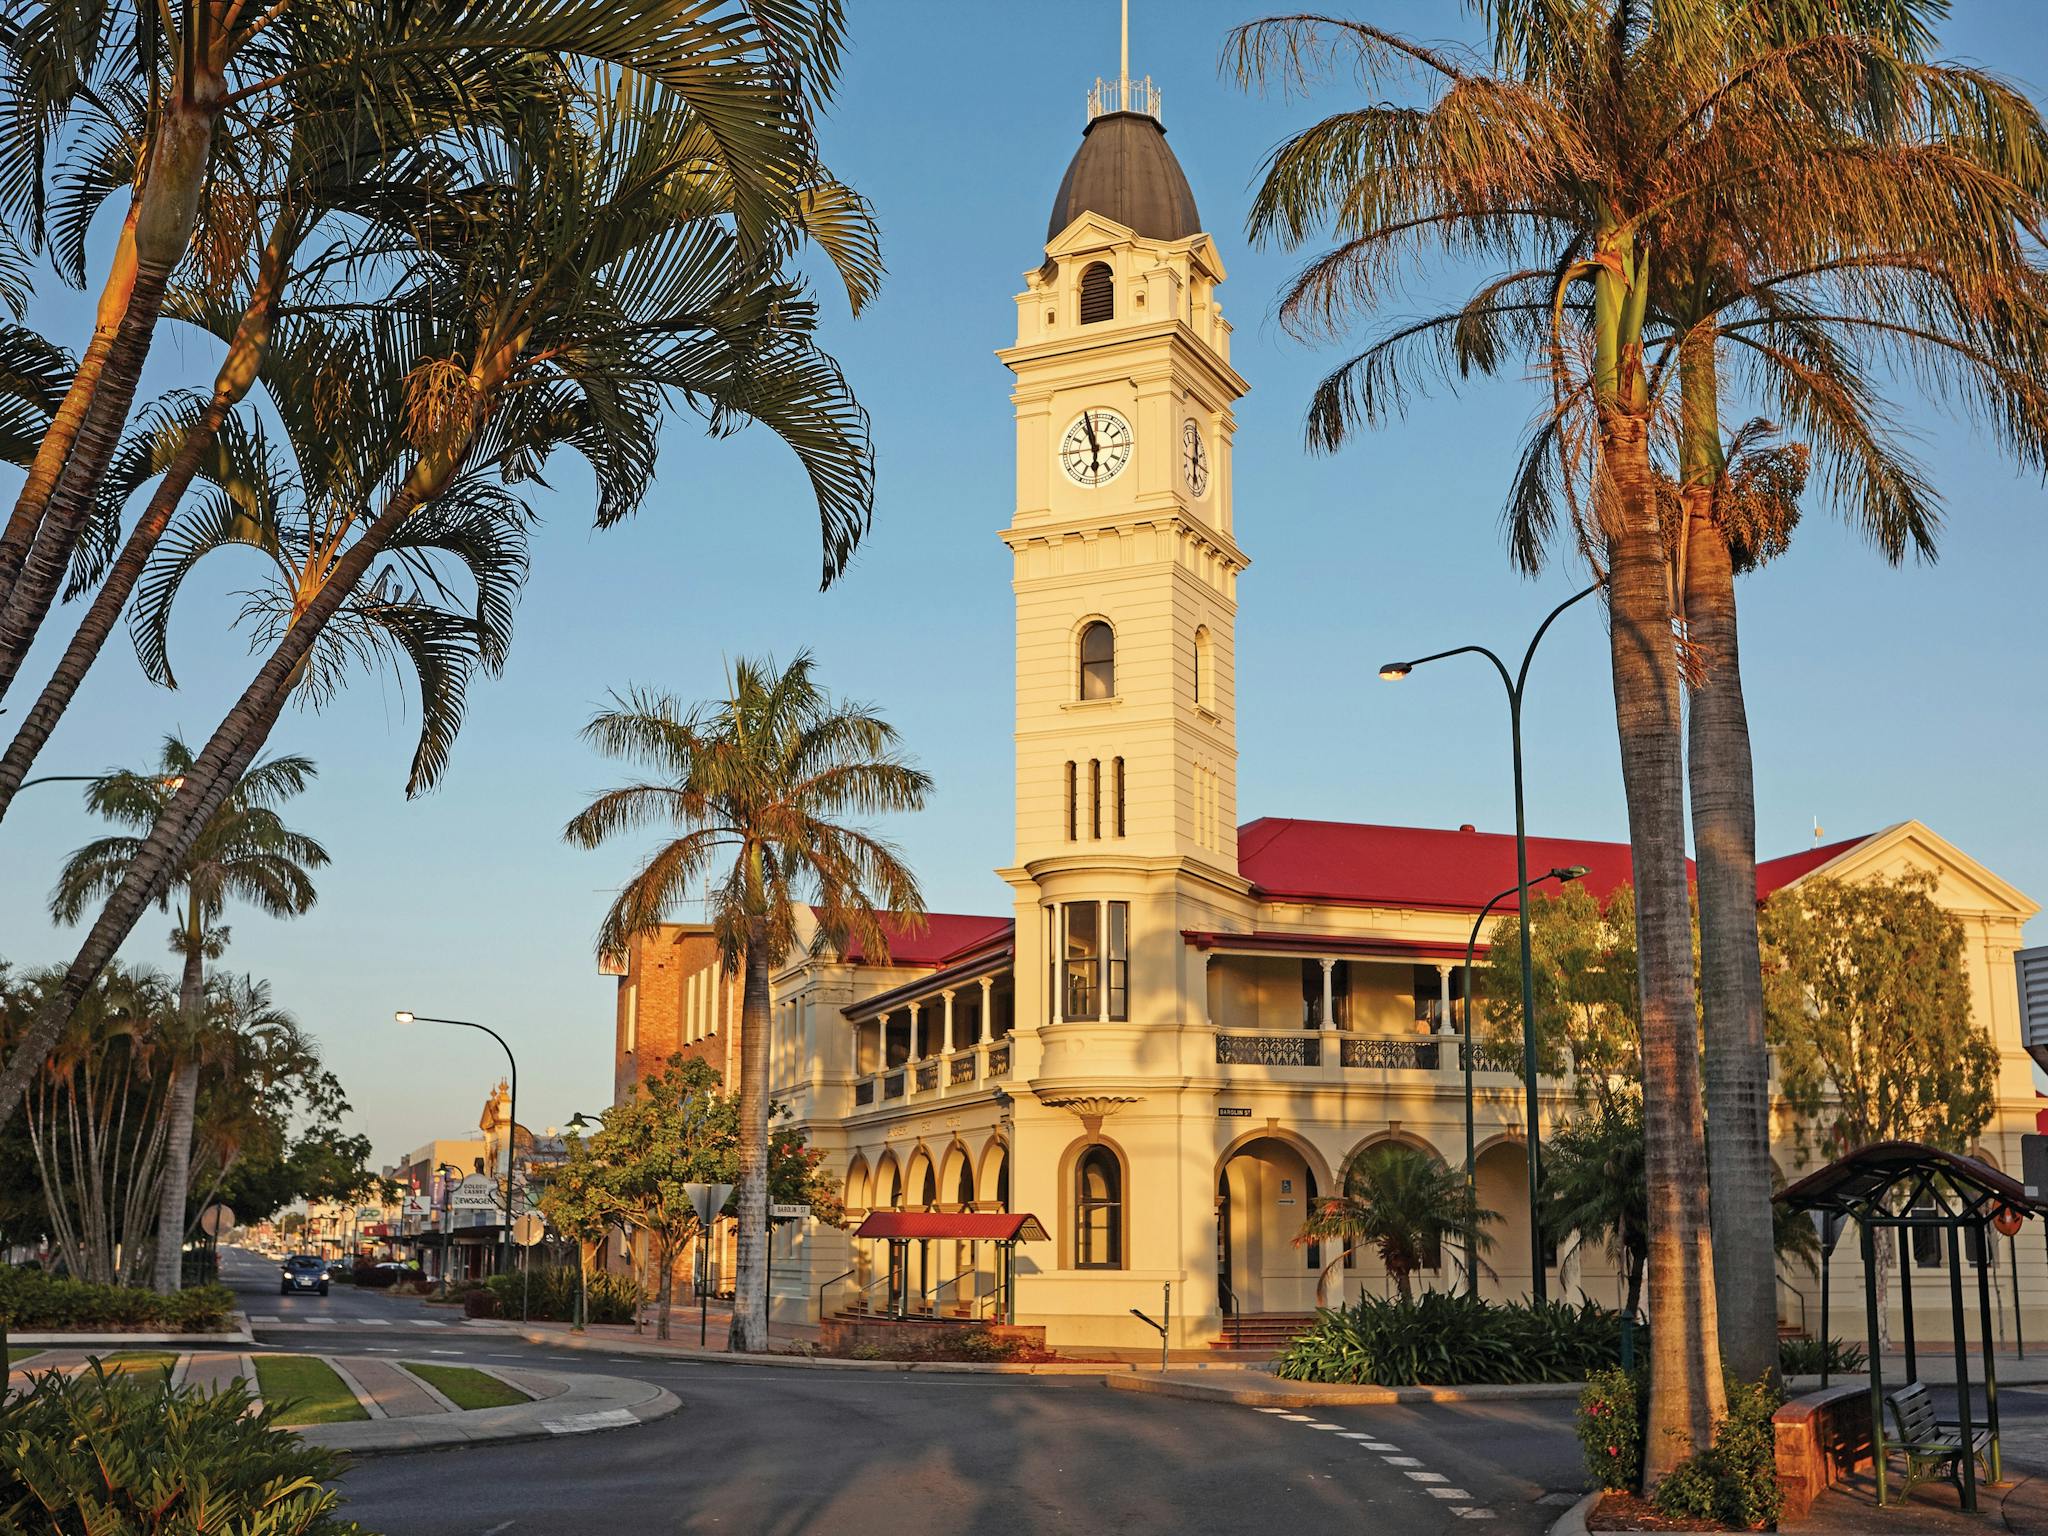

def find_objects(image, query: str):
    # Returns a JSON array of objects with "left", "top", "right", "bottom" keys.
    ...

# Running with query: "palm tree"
[
  {"left": 0, "top": 77, "right": 880, "bottom": 1136},
  {"left": 1543, "top": 1100, "right": 1649, "bottom": 1319},
  {"left": 51, "top": 736, "right": 326, "bottom": 1292},
  {"left": 0, "top": 0, "right": 854, "bottom": 692},
  {"left": 564, "top": 651, "right": 931, "bottom": 1351},
  {"left": 1298, "top": 1143, "right": 1496, "bottom": 1305},
  {"left": 0, "top": 46, "right": 552, "bottom": 780},
  {"left": 1230, "top": 1, "right": 2048, "bottom": 1454}
]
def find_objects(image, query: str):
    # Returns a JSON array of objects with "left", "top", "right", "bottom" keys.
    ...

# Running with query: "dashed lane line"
[{"left": 1245, "top": 1403, "right": 1497, "bottom": 1523}]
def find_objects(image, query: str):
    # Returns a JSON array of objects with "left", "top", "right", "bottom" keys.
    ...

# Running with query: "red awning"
[{"left": 853, "top": 1211, "right": 1049, "bottom": 1242}]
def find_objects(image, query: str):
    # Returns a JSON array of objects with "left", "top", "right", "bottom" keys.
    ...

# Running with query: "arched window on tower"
[
  {"left": 1076, "top": 1146, "right": 1124, "bottom": 1268},
  {"left": 1078, "top": 261, "right": 1114, "bottom": 324},
  {"left": 1079, "top": 621, "right": 1115, "bottom": 699}
]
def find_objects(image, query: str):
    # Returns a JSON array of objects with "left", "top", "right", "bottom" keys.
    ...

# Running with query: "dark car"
[{"left": 281, "top": 1254, "right": 329, "bottom": 1296}]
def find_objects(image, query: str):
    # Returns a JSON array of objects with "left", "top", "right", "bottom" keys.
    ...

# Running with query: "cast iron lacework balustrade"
[
  {"left": 854, "top": 1078, "right": 875, "bottom": 1106},
  {"left": 916, "top": 1061, "right": 940, "bottom": 1092},
  {"left": 951, "top": 1055, "right": 977, "bottom": 1086},
  {"left": 1341, "top": 1036, "right": 1440, "bottom": 1070},
  {"left": 1216, "top": 1034, "right": 1320, "bottom": 1067},
  {"left": 1459, "top": 1040, "right": 1522, "bottom": 1073},
  {"left": 988, "top": 1042, "right": 1012, "bottom": 1076},
  {"left": 883, "top": 1071, "right": 905, "bottom": 1100}
]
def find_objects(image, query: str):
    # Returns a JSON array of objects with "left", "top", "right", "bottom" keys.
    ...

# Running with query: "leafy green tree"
[
  {"left": 538, "top": 1055, "right": 737, "bottom": 1340},
  {"left": 1297, "top": 1143, "right": 1497, "bottom": 1305},
  {"left": 51, "top": 739, "right": 326, "bottom": 1292},
  {"left": 565, "top": 651, "right": 929, "bottom": 1352},
  {"left": 1480, "top": 883, "right": 1645, "bottom": 1103},
  {"left": 1763, "top": 872, "right": 1996, "bottom": 1158}
]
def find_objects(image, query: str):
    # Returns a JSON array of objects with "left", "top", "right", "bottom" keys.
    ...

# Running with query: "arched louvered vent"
[{"left": 1078, "top": 262, "right": 1114, "bottom": 324}]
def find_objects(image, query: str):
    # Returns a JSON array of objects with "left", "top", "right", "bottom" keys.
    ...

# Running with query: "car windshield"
[{"left": 285, "top": 1255, "right": 322, "bottom": 1268}]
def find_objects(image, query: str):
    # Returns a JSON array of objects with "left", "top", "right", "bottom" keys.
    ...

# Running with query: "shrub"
[
  {"left": 482, "top": 1266, "right": 640, "bottom": 1324},
  {"left": 1778, "top": 1334, "right": 1866, "bottom": 1375},
  {"left": 1652, "top": 1373, "right": 1785, "bottom": 1529},
  {"left": 1272, "top": 1292, "right": 1642, "bottom": 1386},
  {"left": 0, "top": 1366, "right": 374, "bottom": 1533},
  {"left": 462, "top": 1287, "right": 500, "bottom": 1319},
  {"left": 1577, "top": 1366, "right": 1646, "bottom": 1492},
  {"left": 350, "top": 1261, "right": 397, "bottom": 1289},
  {"left": 0, "top": 1269, "right": 236, "bottom": 1332}
]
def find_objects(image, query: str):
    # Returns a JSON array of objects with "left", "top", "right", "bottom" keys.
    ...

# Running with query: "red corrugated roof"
[
  {"left": 827, "top": 910, "right": 1014, "bottom": 968},
  {"left": 852, "top": 1211, "right": 1049, "bottom": 1242},
  {"left": 1754, "top": 837, "right": 1867, "bottom": 899},
  {"left": 1238, "top": 817, "right": 1868, "bottom": 913},
  {"left": 1238, "top": 817, "right": 1652, "bottom": 912}
]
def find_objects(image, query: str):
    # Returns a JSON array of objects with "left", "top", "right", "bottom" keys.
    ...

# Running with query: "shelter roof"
[
  {"left": 1777, "top": 1141, "right": 2048, "bottom": 1224},
  {"left": 852, "top": 1211, "right": 1049, "bottom": 1242}
]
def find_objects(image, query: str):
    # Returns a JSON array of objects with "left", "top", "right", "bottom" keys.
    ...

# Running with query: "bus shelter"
[{"left": 1778, "top": 1141, "right": 2048, "bottom": 1511}]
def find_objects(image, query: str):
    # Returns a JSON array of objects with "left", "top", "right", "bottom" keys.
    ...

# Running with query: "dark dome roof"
[{"left": 1046, "top": 111, "right": 1201, "bottom": 244}]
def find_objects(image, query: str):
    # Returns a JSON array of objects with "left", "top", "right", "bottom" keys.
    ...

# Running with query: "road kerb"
[
  {"left": 504, "top": 1325, "right": 1137, "bottom": 1374},
  {"left": 1107, "top": 1372, "right": 1588, "bottom": 1408},
  {"left": 1546, "top": 1490, "right": 1600, "bottom": 1535}
]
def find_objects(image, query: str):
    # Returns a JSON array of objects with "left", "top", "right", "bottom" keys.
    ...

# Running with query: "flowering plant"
[{"left": 1576, "top": 1366, "right": 1645, "bottom": 1491}]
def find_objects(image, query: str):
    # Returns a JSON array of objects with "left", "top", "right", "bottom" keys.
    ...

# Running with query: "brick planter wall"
[
  {"left": 819, "top": 1316, "right": 1047, "bottom": 1356},
  {"left": 1774, "top": 1383, "right": 1875, "bottom": 1521}
]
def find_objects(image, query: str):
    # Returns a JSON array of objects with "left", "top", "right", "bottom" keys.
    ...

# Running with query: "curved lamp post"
[
  {"left": 1458, "top": 866, "right": 1587, "bottom": 1296},
  {"left": 1380, "top": 578, "right": 1601, "bottom": 1303},
  {"left": 397, "top": 1011, "right": 518, "bottom": 1279},
  {"left": 433, "top": 1161, "right": 462, "bottom": 1298}
]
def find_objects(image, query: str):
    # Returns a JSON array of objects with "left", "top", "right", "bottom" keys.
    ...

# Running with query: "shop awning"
[{"left": 853, "top": 1211, "right": 1048, "bottom": 1242}]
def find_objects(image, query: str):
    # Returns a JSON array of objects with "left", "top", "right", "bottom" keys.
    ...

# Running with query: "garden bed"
[
  {"left": 1585, "top": 1490, "right": 1747, "bottom": 1531},
  {"left": 0, "top": 1270, "right": 236, "bottom": 1333}
]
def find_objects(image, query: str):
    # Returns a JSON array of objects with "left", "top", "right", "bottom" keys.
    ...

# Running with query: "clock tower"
[{"left": 997, "top": 77, "right": 1250, "bottom": 885}]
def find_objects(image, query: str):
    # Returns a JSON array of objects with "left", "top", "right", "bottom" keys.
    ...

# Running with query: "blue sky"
[{"left": 2, "top": 1, "right": 2043, "bottom": 1167}]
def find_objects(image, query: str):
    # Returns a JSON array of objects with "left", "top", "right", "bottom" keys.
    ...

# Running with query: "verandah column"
[
  {"left": 1437, "top": 964, "right": 1455, "bottom": 1036},
  {"left": 978, "top": 977, "right": 993, "bottom": 1043},
  {"left": 905, "top": 1002, "right": 922, "bottom": 1097}
]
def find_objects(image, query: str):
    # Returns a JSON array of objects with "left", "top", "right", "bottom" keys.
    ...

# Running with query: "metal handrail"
[{"left": 1218, "top": 1276, "right": 1241, "bottom": 1349}]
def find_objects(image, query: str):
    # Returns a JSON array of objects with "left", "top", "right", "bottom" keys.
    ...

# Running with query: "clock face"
[
  {"left": 1060, "top": 409, "right": 1133, "bottom": 487},
  {"left": 1181, "top": 418, "right": 1210, "bottom": 497}
]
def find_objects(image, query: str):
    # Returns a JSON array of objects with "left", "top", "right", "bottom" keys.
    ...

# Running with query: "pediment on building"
[
  {"left": 1788, "top": 819, "right": 2039, "bottom": 921},
  {"left": 1040, "top": 218, "right": 1226, "bottom": 281}
]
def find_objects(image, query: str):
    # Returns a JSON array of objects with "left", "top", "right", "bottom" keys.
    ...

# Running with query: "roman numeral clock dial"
[{"left": 1060, "top": 409, "right": 1133, "bottom": 487}]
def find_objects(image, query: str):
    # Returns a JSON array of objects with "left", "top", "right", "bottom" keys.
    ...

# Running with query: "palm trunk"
[
  {"left": 0, "top": 220, "right": 288, "bottom": 821},
  {"left": 1684, "top": 485, "right": 1779, "bottom": 1389},
  {"left": 728, "top": 917, "right": 773, "bottom": 1351},
  {"left": 1602, "top": 408, "right": 1726, "bottom": 1481},
  {"left": 0, "top": 94, "right": 218, "bottom": 703},
  {"left": 0, "top": 201, "right": 140, "bottom": 608},
  {"left": 0, "top": 452, "right": 447, "bottom": 1130},
  {"left": 152, "top": 905, "right": 208, "bottom": 1294}
]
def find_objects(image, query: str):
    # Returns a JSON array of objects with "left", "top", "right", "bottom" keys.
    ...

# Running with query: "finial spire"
[{"left": 1120, "top": 0, "right": 1129, "bottom": 91}]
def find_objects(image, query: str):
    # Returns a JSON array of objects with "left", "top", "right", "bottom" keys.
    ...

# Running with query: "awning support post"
[
  {"left": 1977, "top": 1220, "right": 2002, "bottom": 1485},
  {"left": 1863, "top": 1219, "right": 1888, "bottom": 1507},
  {"left": 1948, "top": 1223, "right": 1978, "bottom": 1512}
]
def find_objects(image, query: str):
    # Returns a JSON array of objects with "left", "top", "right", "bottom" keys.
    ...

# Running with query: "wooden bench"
[{"left": 1884, "top": 1382, "right": 1993, "bottom": 1499}]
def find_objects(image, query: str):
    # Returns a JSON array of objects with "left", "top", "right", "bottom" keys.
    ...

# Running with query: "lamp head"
[
  {"left": 1551, "top": 865, "right": 1590, "bottom": 884},
  {"left": 1378, "top": 662, "right": 1413, "bottom": 681},
  {"left": 393, "top": 1010, "right": 415, "bottom": 1026}
]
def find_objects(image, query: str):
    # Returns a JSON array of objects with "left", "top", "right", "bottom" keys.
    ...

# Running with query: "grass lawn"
[
  {"left": 91, "top": 1350, "right": 178, "bottom": 1376},
  {"left": 6, "top": 1347, "right": 41, "bottom": 1366},
  {"left": 403, "top": 1361, "right": 530, "bottom": 1410},
  {"left": 253, "top": 1355, "right": 368, "bottom": 1425}
]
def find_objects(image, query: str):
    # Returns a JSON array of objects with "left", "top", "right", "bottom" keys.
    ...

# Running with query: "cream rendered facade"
[{"left": 731, "top": 95, "right": 2046, "bottom": 1352}]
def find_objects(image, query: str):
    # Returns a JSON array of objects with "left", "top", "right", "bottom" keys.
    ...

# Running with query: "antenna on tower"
[
  {"left": 1088, "top": 1, "right": 1161, "bottom": 122},
  {"left": 1121, "top": 0, "right": 1130, "bottom": 93}
]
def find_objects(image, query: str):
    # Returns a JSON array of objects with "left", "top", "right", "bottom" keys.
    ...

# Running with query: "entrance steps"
[{"left": 1209, "top": 1313, "right": 1316, "bottom": 1351}]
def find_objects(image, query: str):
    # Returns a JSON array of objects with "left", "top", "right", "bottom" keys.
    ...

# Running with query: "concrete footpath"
[
  {"left": 1112, "top": 1368, "right": 1585, "bottom": 1408},
  {"left": 299, "top": 1369, "right": 679, "bottom": 1457}
]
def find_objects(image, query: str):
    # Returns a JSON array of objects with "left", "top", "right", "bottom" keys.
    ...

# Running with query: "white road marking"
[
  {"left": 1405, "top": 1472, "right": 1448, "bottom": 1484},
  {"left": 1278, "top": 1413, "right": 1315, "bottom": 1422},
  {"left": 1253, "top": 1407, "right": 1290, "bottom": 1414},
  {"left": 1306, "top": 1422, "right": 1344, "bottom": 1430},
  {"left": 542, "top": 1408, "right": 637, "bottom": 1434},
  {"left": 1453, "top": 1510, "right": 1496, "bottom": 1520},
  {"left": 1382, "top": 1456, "right": 1422, "bottom": 1467},
  {"left": 428, "top": 1349, "right": 462, "bottom": 1356},
  {"left": 1359, "top": 1442, "right": 1398, "bottom": 1451},
  {"left": 1427, "top": 1488, "right": 1474, "bottom": 1500},
  {"left": 481, "top": 1521, "right": 516, "bottom": 1534},
  {"left": 1336, "top": 1431, "right": 1375, "bottom": 1439}
]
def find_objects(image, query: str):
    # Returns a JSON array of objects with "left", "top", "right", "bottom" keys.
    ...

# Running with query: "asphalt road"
[{"left": 215, "top": 1247, "right": 1590, "bottom": 1535}]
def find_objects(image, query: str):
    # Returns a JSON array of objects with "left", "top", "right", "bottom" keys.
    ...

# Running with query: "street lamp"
[
  {"left": 564, "top": 1109, "right": 607, "bottom": 1331},
  {"left": 433, "top": 1162, "right": 461, "bottom": 1298},
  {"left": 396, "top": 1011, "right": 519, "bottom": 1280},
  {"left": 1380, "top": 577, "right": 1601, "bottom": 1304},
  {"left": 1457, "top": 866, "right": 1587, "bottom": 1296}
]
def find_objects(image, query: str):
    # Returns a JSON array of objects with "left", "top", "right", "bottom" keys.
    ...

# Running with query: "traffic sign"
[
  {"left": 769, "top": 1203, "right": 810, "bottom": 1221},
  {"left": 513, "top": 1212, "right": 546, "bottom": 1247},
  {"left": 197, "top": 1203, "right": 236, "bottom": 1237}
]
